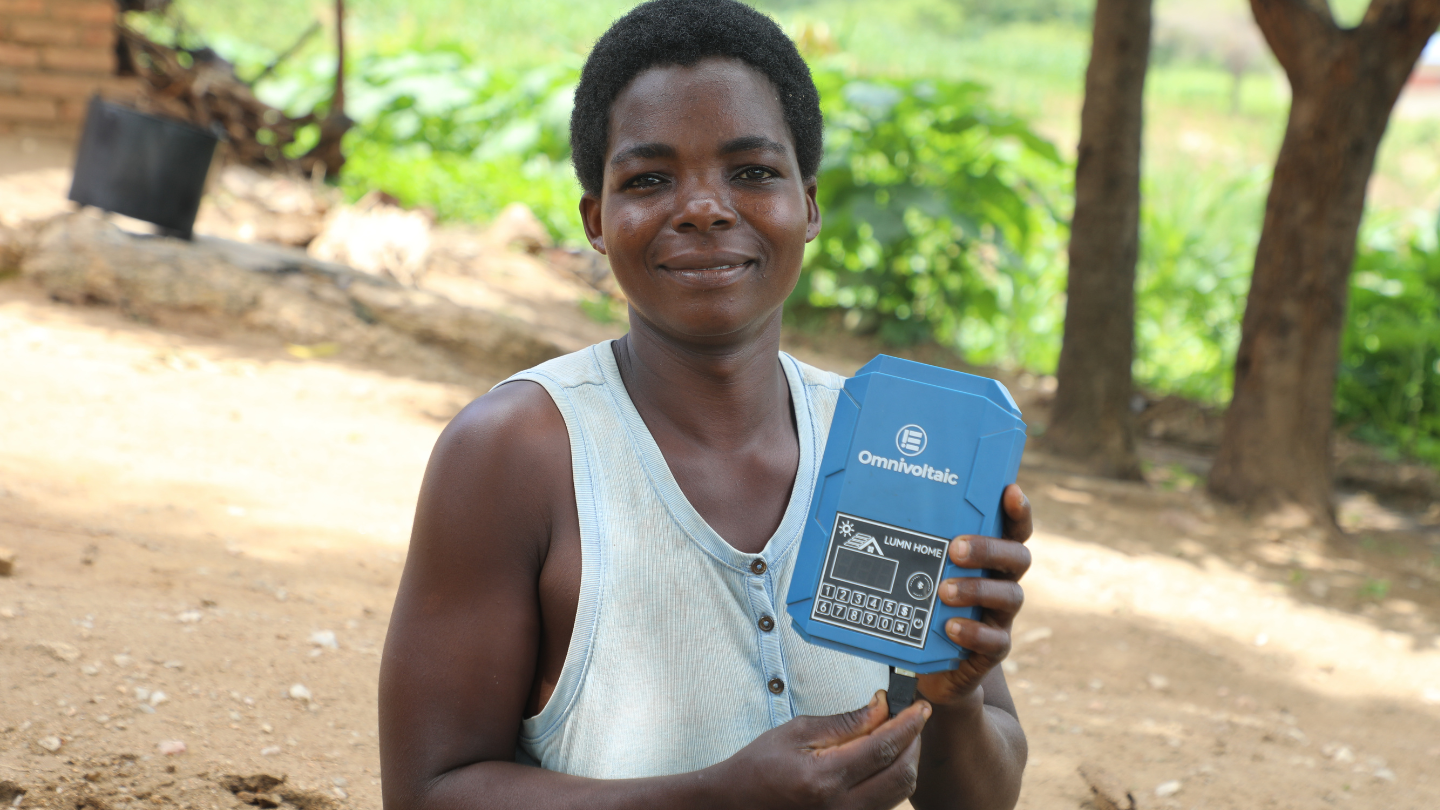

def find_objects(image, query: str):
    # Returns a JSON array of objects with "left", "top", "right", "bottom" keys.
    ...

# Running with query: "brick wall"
[{"left": 0, "top": 0, "right": 138, "bottom": 138}]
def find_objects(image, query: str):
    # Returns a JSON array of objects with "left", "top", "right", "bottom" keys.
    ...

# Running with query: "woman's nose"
[{"left": 671, "top": 178, "right": 736, "bottom": 233}]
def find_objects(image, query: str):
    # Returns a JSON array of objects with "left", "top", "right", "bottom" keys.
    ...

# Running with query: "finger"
[
  {"left": 820, "top": 699, "right": 930, "bottom": 786},
  {"left": 799, "top": 690, "right": 889, "bottom": 750},
  {"left": 944, "top": 617, "right": 1012, "bottom": 660},
  {"left": 1001, "top": 484, "right": 1033, "bottom": 542},
  {"left": 843, "top": 718, "right": 924, "bottom": 806},
  {"left": 938, "top": 578, "right": 1024, "bottom": 618},
  {"left": 948, "top": 536, "right": 1032, "bottom": 580}
]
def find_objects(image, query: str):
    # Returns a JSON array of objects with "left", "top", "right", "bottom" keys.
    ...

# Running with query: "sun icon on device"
[{"left": 839, "top": 520, "right": 854, "bottom": 537}]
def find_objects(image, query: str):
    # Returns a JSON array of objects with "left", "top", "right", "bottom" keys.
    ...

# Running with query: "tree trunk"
[
  {"left": 1209, "top": 0, "right": 1440, "bottom": 521},
  {"left": 1044, "top": 0, "right": 1152, "bottom": 480}
]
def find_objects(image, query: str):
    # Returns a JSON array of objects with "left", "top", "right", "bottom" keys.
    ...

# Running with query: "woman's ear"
[
  {"left": 804, "top": 178, "right": 822, "bottom": 243},
  {"left": 579, "top": 193, "right": 606, "bottom": 254}
]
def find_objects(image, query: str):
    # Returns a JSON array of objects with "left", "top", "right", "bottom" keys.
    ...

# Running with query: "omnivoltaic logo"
[
  {"left": 896, "top": 424, "right": 927, "bottom": 456},
  {"left": 856, "top": 422, "right": 960, "bottom": 485}
]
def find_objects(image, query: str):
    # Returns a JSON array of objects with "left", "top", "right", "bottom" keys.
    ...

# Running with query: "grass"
[
  {"left": 1148, "top": 462, "right": 1202, "bottom": 492},
  {"left": 1359, "top": 577, "right": 1392, "bottom": 601},
  {"left": 166, "top": 0, "right": 635, "bottom": 69}
]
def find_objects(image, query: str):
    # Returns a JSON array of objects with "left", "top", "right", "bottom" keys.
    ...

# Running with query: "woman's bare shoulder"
[{"left": 410, "top": 379, "right": 572, "bottom": 565}]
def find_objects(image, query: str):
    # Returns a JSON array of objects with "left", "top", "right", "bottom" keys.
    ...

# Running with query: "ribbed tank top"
[{"left": 500, "top": 341, "right": 887, "bottom": 778}]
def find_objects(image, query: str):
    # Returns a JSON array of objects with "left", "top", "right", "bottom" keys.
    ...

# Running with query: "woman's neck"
[{"left": 613, "top": 307, "right": 791, "bottom": 452}]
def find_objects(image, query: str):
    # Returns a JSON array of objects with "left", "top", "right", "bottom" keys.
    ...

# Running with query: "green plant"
[
  {"left": 578, "top": 294, "right": 622, "bottom": 326},
  {"left": 258, "top": 50, "right": 585, "bottom": 243},
  {"left": 1133, "top": 169, "right": 1267, "bottom": 402},
  {"left": 953, "top": 0, "right": 1092, "bottom": 26},
  {"left": 1337, "top": 218, "right": 1440, "bottom": 466},
  {"left": 174, "top": 3, "right": 1437, "bottom": 474},
  {"left": 791, "top": 69, "right": 1068, "bottom": 370}
]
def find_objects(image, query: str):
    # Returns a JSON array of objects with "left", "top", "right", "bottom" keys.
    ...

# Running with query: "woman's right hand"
[{"left": 710, "top": 692, "right": 931, "bottom": 809}]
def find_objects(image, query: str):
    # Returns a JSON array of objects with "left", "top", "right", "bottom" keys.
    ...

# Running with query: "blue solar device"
[{"left": 786, "top": 355, "right": 1027, "bottom": 677}]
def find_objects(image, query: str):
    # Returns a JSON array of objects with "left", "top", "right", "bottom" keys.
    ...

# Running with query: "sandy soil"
[{"left": 3, "top": 140, "right": 1440, "bottom": 810}]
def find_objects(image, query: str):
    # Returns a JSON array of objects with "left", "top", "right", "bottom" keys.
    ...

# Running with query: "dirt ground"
[{"left": 3, "top": 138, "right": 1440, "bottom": 810}]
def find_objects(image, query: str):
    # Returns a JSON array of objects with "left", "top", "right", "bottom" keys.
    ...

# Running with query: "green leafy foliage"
[
  {"left": 1133, "top": 170, "right": 1266, "bottom": 402},
  {"left": 257, "top": 50, "right": 585, "bottom": 243},
  {"left": 264, "top": 49, "right": 1074, "bottom": 373},
  {"left": 235, "top": 29, "right": 1436, "bottom": 471},
  {"left": 1127, "top": 174, "right": 1440, "bottom": 466},
  {"left": 1128, "top": 190, "right": 1440, "bottom": 467},
  {"left": 775, "top": 0, "right": 1090, "bottom": 32},
  {"left": 1337, "top": 220, "right": 1440, "bottom": 466},
  {"left": 792, "top": 70, "right": 1068, "bottom": 370},
  {"left": 952, "top": 0, "right": 1091, "bottom": 26}
]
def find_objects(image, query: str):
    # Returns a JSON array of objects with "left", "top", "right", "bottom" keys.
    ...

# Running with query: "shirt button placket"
[{"left": 747, "top": 556, "right": 792, "bottom": 725}]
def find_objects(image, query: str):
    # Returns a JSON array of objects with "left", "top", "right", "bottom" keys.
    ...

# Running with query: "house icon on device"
[{"left": 842, "top": 533, "right": 883, "bottom": 556}]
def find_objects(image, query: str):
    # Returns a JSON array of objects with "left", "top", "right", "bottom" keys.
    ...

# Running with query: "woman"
[{"left": 379, "top": 2, "right": 1034, "bottom": 807}]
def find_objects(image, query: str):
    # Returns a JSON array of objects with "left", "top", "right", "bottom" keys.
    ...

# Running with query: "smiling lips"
[{"left": 658, "top": 259, "right": 756, "bottom": 290}]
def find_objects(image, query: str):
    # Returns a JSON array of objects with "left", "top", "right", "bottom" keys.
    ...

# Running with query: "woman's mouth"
[{"left": 659, "top": 260, "right": 755, "bottom": 290}]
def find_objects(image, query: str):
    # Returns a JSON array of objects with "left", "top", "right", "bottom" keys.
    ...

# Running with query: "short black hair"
[{"left": 570, "top": 0, "right": 823, "bottom": 197}]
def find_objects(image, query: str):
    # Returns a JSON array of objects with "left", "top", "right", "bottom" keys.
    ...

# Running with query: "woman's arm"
[
  {"left": 910, "top": 670, "right": 1026, "bottom": 810},
  {"left": 909, "top": 486, "right": 1033, "bottom": 810},
  {"left": 379, "top": 381, "right": 568, "bottom": 809}
]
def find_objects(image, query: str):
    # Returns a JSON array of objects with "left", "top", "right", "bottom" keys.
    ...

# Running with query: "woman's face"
[{"left": 580, "top": 57, "right": 821, "bottom": 344}]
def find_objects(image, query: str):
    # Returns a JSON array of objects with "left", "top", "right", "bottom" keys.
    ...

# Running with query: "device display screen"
[
  {"left": 809, "top": 513, "right": 949, "bottom": 649},
  {"left": 831, "top": 546, "right": 899, "bottom": 592}
]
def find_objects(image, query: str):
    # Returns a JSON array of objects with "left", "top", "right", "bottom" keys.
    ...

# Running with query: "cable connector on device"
[{"left": 887, "top": 667, "right": 918, "bottom": 717}]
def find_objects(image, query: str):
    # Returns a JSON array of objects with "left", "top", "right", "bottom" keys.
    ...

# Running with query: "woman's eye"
[
  {"left": 738, "top": 167, "right": 776, "bottom": 181},
  {"left": 626, "top": 174, "right": 665, "bottom": 189}
]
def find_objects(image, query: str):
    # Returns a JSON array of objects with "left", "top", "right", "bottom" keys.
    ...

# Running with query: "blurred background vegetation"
[{"left": 131, "top": 0, "right": 1440, "bottom": 468}]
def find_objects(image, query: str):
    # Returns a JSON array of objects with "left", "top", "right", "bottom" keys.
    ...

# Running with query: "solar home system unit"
[{"left": 786, "top": 355, "right": 1027, "bottom": 707}]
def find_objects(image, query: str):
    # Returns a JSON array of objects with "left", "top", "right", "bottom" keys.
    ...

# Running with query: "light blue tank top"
[{"left": 501, "top": 341, "right": 887, "bottom": 778}]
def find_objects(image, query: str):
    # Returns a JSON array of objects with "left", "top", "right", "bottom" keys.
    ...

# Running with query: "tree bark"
[
  {"left": 1044, "top": 0, "right": 1152, "bottom": 480},
  {"left": 1208, "top": 0, "right": 1440, "bottom": 520}
]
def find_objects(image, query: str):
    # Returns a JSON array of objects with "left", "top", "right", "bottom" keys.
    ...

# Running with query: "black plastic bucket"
[{"left": 68, "top": 97, "right": 219, "bottom": 239}]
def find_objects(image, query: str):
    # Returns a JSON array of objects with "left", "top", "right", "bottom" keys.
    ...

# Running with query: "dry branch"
[{"left": 116, "top": 21, "right": 350, "bottom": 177}]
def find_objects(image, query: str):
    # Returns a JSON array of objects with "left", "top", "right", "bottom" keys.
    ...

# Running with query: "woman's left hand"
[{"left": 917, "top": 483, "right": 1033, "bottom": 706}]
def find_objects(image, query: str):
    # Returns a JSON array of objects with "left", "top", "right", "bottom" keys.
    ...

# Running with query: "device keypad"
[{"left": 809, "top": 513, "right": 949, "bottom": 650}]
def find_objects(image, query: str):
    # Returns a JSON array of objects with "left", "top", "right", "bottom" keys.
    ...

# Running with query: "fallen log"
[{"left": 17, "top": 214, "right": 563, "bottom": 383}]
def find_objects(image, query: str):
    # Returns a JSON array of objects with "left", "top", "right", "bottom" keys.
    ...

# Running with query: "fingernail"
[
  {"left": 947, "top": 619, "right": 961, "bottom": 639},
  {"left": 920, "top": 702, "right": 932, "bottom": 719},
  {"left": 951, "top": 539, "right": 970, "bottom": 562},
  {"left": 941, "top": 582, "right": 959, "bottom": 602},
  {"left": 870, "top": 691, "right": 881, "bottom": 707}
]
